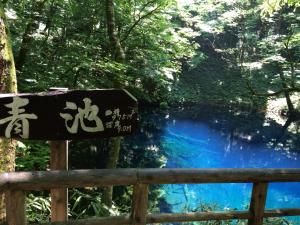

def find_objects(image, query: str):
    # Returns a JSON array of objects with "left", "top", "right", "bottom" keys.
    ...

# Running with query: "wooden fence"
[{"left": 1, "top": 168, "right": 300, "bottom": 225}]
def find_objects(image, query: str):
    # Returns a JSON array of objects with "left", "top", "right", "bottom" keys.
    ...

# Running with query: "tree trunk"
[
  {"left": 105, "top": 0, "right": 125, "bottom": 62},
  {"left": 0, "top": 2, "right": 18, "bottom": 222},
  {"left": 279, "top": 71, "right": 295, "bottom": 114},
  {"left": 16, "top": 0, "right": 47, "bottom": 73},
  {"left": 102, "top": 137, "right": 121, "bottom": 208},
  {"left": 103, "top": 0, "right": 125, "bottom": 209}
]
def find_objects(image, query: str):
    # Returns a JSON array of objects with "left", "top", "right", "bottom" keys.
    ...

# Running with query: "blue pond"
[
  {"left": 70, "top": 106, "right": 300, "bottom": 223},
  {"left": 155, "top": 108, "right": 300, "bottom": 223}
]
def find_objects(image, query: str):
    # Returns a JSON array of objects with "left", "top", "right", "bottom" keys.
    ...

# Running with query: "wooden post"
[
  {"left": 248, "top": 182, "right": 268, "bottom": 225},
  {"left": 131, "top": 184, "right": 149, "bottom": 225},
  {"left": 6, "top": 191, "right": 26, "bottom": 225},
  {"left": 49, "top": 87, "right": 68, "bottom": 222},
  {"left": 50, "top": 140, "right": 68, "bottom": 221}
]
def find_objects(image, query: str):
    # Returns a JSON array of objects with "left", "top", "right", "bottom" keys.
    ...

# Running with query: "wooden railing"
[{"left": 1, "top": 168, "right": 300, "bottom": 225}]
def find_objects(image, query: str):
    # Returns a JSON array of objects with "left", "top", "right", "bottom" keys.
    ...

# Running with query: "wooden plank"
[
  {"left": 0, "top": 169, "right": 138, "bottom": 191},
  {"left": 131, "top": 184, "right": 148, "bottom": 225},
  {"left": 1, "top": 169, "right": 300, "bottom": 192},
  {"left": 138, "top": 168, "right": 300, "bottom": 184},
  {"left": 28, "top": 208, "right": 300, "bottom": 225},
  {"left": 30, "top": 211, "right": 250, "bottom": 225},
  {"left": 50, "top": 140, "right": 68, "bottom": 222},
  {"left": 146, "top": 211, "right": 251, "bottom": 223},
  {"left": 32, "top": 215, "right": 131, "bottom": 225},
  {"left": 26, "top": 207, "right": 300, "bottom": 225},
  {"left": 0, "top": 89, "right": 138, "bottom": 140},
  {"left": 264, "top": 208, "right": 300, "bottom": 217},
  {"left": 248, "top": 182, "right": 268, "bottom": 225},
  {"left": 5, "top": 191, "right": 26, "bottom": 225}
]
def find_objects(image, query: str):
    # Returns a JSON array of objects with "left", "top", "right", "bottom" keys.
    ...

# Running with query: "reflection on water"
[
  {"left": 162, "top": 119, "right": 300, "bottom": 208},
  {"left": 159, "top": 108, "right": 300, "bottom": 223},
  {"left": 163, "top": 120, "right": 300, "bottom": 169}
]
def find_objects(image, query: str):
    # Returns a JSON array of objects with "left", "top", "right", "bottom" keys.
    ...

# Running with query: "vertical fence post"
[
  {"left": 248, "top": 182, "right": 268, "bottom": 225},
  {"left": 131, "top": 184, "right": 149, "bottom": 225},
  {"left": 50, "top": 140, "right": 68, "bottom": 221},
  {"left": 49, "top": 87, "right": 68, "bottom": 222},
  {"left": 6, "top": 191, "right": 26, "bottom": 225}
]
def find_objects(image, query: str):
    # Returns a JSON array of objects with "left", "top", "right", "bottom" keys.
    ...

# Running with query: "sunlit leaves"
[
  {"left": 261, "top": 0, "right": 300, "bottom": 16},
  {"left": 6, "top": 0, "right": 198, "bottom": 104}
]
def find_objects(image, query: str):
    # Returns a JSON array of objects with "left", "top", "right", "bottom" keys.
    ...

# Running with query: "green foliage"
[
  {"left": 261, "top": 0, "right": 300, "bottom": 16},
  {"left": 160, "top": 101, "right": 169, "bottom": 109},
  {"left": 26, "top": 193, "right": 51, "bottom": 222},
  {"left": 6, "top": 0, "right": 197, "bottom": 104},
  {"left": 69, "top": 188, "right": 119, "bottom": 219},
  {"left": 16, "top": 140, "right": 50, "bottom": 171},
  {"left": 167, "top": 0, "right": 300, "bottom": 112}
]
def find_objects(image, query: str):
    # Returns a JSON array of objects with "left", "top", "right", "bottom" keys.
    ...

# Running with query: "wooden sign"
[{"left": 0, "top": 89, "right": 138, "bottom": 140}]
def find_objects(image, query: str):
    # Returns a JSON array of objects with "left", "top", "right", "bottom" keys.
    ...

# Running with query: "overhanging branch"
[
  {"left": 121, "top": 3, "right": 161, "bottom": 43},
  {"left": 246, "top": 79, "right": 300, "bottom": 97}
]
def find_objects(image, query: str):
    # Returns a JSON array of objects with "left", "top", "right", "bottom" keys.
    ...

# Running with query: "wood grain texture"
[
  {"left": 5, "top": 191, "right": 26, "bottom": 225},
  {"left": 131, "top": 184, "right": 148, "bottom": 225},
  {"left": 32, "top": 215, "right": 131, "bottom": 225},
  {"left": 146, "top": 211, "right": 251, "bottom": 223},
  {"left": 248, "top": 182, "right": 268, "bottom": 225},
  {"left": 50, "top": 141, "right": 68, "bottom": 222},
  {"left": 29, "top": 208, "right": 300, "bottom": 225},
  {"left": 0, "top": 168, "right": 300, "bottom": 191}
]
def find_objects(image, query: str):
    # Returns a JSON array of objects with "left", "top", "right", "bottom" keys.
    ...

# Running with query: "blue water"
[{"left": 161, "top": 118, "right": 300, "bottom": 223}]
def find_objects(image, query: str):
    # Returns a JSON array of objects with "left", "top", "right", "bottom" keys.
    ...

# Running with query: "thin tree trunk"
[
  {"left": 105, "top": 0, "right": 125, "bottom": 62},
  {"left": 279, "top": 71, "right": 295, "bottom": 114},
  {"left": 102, "top": 137, "right": 121, "bottom": 208},
  {"left": 290, "top": 62, "right": 295, "bottom": 88},
  {"left": 0, "top": 2, "right": 18, "bottom": 222},
  {"left": 103, "top": 0, "right": 125, "bottom": 208}
]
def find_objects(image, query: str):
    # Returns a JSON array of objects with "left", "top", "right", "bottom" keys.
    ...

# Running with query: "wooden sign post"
[
  {"left": 0, "top": 89, "right": 138, "bottom": 222},
  {"left": 50, "top": 140, "right": 68, "bottom": 221},
  {"left": 49, "top": 87, "right": 69, "bottom": 222}
]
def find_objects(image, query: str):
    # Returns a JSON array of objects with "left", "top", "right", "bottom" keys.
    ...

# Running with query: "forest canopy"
[{"left": 2, "top": 0, "right": 298, "bottom": 112}]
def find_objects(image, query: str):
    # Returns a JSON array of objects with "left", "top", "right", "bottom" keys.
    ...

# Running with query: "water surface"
[{"left": 155, "top": 107, "right": 300, "bottom": 223}]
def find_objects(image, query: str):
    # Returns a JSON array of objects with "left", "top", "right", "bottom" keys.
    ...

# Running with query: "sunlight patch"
[
  {"left": 5, "top": 8, "right": 17, "bottom": 19},
  {"left": 265, "top": 94, "right": 300, "bottom": 133},
  {"left": 177, "top": 0, "right": 195, "bottom": 7}
]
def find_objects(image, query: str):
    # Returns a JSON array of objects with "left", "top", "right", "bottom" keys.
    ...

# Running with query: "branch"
[
  {"left": 121, "top": 2, "right": 161, "bottom": 43},
  {"left": 246, "top": 79, "right": 300, "bottom": 97},
  {"left": 139, "top": 0, "right": 157, "bottom": 15}
]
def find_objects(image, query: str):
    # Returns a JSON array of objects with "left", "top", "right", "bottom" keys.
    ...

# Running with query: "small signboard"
[{"left": 0, "top": 89, "right": 138, "bottom": 140}]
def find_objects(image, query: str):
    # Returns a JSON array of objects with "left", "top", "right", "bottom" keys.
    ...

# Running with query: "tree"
[
  {"left": 102, "top": 0, "right": 125, "bottom": 209},
  {"left": 16, "top": 0, "right": 48, "bottom": 73},
  {"left": 4, "top": 0, "right": 197, "bottom": 213},
  {"left": 0, "top": 1, "right": 18, "bottom": 222},
  {"left": 245, "top": 2, "right": 300, "bottom": 121}
]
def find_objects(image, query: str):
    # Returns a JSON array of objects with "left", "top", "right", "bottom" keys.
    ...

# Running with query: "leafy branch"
[{"left": 121, "top": 0, "right": 162, "bottom": 43}]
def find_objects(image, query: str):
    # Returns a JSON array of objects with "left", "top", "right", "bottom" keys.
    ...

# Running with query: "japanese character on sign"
[
  {"left": 0, "top": 97, "right": 38, "bottom": 138},
  {"left": 105, "top": 108, "right": 134, "bottom": 133},
  {"left": 60, "top": 98, "right": 104, "bottom": 134},
  {"left": 105, "top": 108, "right": 121, "bottom": 129}
]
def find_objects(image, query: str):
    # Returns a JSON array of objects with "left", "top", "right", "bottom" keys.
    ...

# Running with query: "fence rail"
[{"left": 1, "top": 168, "right": 300, "bottom": 225}]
